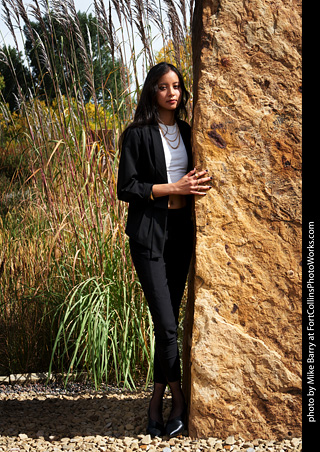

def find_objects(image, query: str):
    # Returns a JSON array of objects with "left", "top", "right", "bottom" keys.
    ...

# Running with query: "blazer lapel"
[{"left": 150, "top": 125, "right": 168, "bottom": 183}]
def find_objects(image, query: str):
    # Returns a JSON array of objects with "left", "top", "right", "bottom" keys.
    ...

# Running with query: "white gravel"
[{"left": 0, "top": 383, "right": 302, "bottom": 452}]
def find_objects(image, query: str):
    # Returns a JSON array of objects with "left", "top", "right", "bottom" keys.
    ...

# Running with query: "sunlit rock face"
[{"left": 185, "top": 0, "right": 302, "bottom": 440}]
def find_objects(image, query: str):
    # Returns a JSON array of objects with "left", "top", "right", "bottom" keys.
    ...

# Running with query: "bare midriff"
[{"left": 168, "top": 194, "right": 187, "bottom": 209}]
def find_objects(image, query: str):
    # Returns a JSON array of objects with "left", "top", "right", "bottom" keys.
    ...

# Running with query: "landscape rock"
[{"left": 184, "top": 0, "right": 302, "bottom": 441}]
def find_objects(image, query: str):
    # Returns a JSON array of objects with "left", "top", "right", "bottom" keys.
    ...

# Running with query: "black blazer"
[{"left": 117, "top": 119, "right": 193, "bottom": 258}]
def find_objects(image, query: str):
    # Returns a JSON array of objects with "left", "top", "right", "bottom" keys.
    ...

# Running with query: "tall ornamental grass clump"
[{"left": 0, "top": 0, "right": 193, "bottom": 388}]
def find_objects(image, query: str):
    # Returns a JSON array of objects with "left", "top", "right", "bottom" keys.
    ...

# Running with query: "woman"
[{"left": 117, "top": 62, "right": 212, "bottom": 437}]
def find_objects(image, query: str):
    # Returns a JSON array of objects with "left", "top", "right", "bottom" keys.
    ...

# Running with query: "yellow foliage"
[{"left": 0, "top": 96, "right": 114, "bottom": 148}]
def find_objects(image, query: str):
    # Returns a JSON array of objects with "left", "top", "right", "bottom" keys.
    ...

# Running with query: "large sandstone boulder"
[{"left": 183, "top": 0, "right": 302, "bottom": 440}]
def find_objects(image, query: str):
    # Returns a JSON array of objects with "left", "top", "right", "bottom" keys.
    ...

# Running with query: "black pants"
[{"left": 129, "top": 207, "right": 194, "bottom": 384}]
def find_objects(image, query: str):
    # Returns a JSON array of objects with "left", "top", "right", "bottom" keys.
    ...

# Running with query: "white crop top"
[{"left": 159, "top": 123, "right": 188, "bottom": 183}]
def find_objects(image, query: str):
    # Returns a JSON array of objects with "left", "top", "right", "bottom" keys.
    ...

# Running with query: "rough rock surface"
[{"left": 185, "top": 0, "right": 302, "bottom": 440}]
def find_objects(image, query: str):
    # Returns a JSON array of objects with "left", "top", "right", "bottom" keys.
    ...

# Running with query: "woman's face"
[{"left": 156, "top": 70, "right": 182, "bottom": 115}]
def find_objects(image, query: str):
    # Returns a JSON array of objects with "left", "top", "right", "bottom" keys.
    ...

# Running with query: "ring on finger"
[{"left": 195, "top": 173, "right": 199, "bottom": 178}]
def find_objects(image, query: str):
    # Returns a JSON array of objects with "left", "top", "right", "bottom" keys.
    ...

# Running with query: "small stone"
[
  {"left": 291, "top": 438, "right": 300, "bottom": 447},
  {"left": 18, "top": 434, "right": 28, "bottom": 440},
  {"left": 225, "top": 436, "right": 235, "bottom": 445},
  {"left": 123, "top": 438, "right": 132, "bottom": 447},
  {"left": 163, "top": 448, "right": 171, "bottom": 452},
  {"left": 207, "top": 438, "right": 217, "bottom": 447},
  {"left": 246, "top": 448, "right": 255, "bottom": 452},
  {"left": 141, "top": 435, "right": 152, "bottom": 445}
]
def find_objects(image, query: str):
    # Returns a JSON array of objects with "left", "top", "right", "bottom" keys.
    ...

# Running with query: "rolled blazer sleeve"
[{"left": 117, "top": 127, "right": 153, "bottom": 203}]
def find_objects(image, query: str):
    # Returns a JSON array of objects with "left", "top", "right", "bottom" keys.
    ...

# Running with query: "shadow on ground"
[{"left": 0, "top": 391, "right": 173, "bottom": 440}]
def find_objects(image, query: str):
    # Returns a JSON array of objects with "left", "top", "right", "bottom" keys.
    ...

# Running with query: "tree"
[
  {"left": 24, "top": 11, "right": 121, "bottom": 106},
  {"left": 0, "top": 46, "right": 32, "bottom": 111}
]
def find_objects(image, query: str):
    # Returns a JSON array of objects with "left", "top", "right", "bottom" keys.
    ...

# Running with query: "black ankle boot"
[
  {"left": 165, "top": 405, "right": 186, "bottom": 437},
  {"left": 146, "top": 408, "right": 165, "bottom": 437}
]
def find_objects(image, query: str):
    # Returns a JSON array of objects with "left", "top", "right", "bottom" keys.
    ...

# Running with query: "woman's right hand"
[{"left": 174, "top": 168, "right": 212, "bottom": 195}]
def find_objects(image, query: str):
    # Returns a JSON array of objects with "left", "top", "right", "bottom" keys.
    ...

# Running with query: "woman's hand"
[
  {"left": 151, "top": 168, "right": 212, "bottom": 199},
  {"left": 174, "top": 168, "right": 212, "bottom": 195}
]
